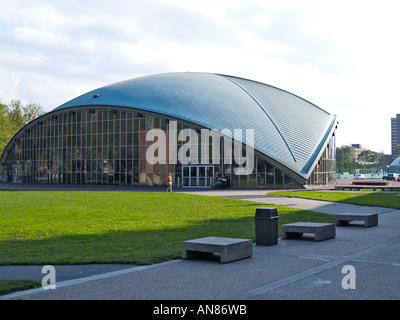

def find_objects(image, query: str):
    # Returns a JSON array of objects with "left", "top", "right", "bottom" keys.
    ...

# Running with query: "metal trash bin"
[
  {"left": 221, "top": 178, "right": 228, "bottom": 189},
  {"left": 255, "top": 207, "right": 279, "bottom": 246}
]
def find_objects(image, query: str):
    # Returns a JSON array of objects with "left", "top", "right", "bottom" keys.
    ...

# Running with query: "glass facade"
[
  {"left": 1, "top": 107, "right": 335, "bottom": 188},
  {"left": 305, "top": 133, "right": 337, "bottom": 186}
]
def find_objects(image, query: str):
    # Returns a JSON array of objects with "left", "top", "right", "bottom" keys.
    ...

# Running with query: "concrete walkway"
[{"left": 1, "top": 188, "right": 400, "bottom": 300}]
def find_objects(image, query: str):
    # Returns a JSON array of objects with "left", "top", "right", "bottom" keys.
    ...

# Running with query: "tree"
[
  {"left": 0, "top": 102, "right": 13, "bottom": 158},
  {"left": 357, "top": 149, "right": 383, "bottom": 163},
  {"left": 393, "top": 144, "right": 400, "bottom": 159},
  {"left": 0, "top": 100, "right": 45, "bottom": 156},
  {"left": 336, "top": 145, "right": 384, "bottom": 174},
  {"left": 337, "top": 145, "right": 356, "bottom": 162}
]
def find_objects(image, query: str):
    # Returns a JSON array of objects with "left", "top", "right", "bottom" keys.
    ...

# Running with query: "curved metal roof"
[
  {"left": 390, "top": 157, "right": 400, "bottom": 167},
  {"left": 55, "top": 72, "right": 337, "bottom": 179}
]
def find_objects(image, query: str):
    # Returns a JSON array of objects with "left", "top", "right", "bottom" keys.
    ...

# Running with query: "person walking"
[{"left": 166, "top": 173, "right": 173, "bottom": 192}]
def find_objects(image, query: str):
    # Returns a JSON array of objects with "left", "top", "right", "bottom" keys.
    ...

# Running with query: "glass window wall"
[{"left": 1, "top": 107, "right": 321, "bottom": 189}]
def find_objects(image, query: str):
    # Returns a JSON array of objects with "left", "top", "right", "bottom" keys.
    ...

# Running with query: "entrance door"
[
  {"left": 12, "top": 165, "right": 22, "bottom": 183},
  {"left": 182, "top": 165, "right": 214, "bottom": 188}
]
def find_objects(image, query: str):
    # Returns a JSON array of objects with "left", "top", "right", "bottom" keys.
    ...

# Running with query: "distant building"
[
  {"left": 379, "top": 154, "right": 394, "bottom": 168},
  {"left": 391, "top": 114, "right": 400, "bottom": 156},
  {"left": 390, "top": 156, "right": 400, "bottom": 168},
  {"left": 388, "top": 156, "right": 400, "bottom": 173},
  {"left": 351, "top": 144, "right": 363, "bottom": 163}
]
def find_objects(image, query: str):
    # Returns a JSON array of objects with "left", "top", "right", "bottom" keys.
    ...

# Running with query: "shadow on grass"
[
  {"left": 271, "top": 191, "right": 400, "bottom": 210},
  {"left": 223, "top": 204, "right": 263, "bottom": 207},
  {"left": 336, "top": 192, "right": 400, "bottom": 210},
  {"left": 0, "top": 209, "right": 334, "bottom": 266}
]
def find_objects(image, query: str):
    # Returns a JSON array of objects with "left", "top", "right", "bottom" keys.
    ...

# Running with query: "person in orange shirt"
[{"left": 166, "top": 173, "right": 173, "bottom": 192}]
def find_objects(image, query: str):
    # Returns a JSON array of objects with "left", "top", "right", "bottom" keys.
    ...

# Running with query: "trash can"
[
  {"left": 221, "top": 178, "right": 228, "bottom": 189},
  {"left": 255, "top": 207, "right": 279, "bottom": 246}
]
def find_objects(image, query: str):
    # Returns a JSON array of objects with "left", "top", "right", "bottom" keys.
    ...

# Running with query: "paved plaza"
[{"left": 1, "top": 185, "right": 400, "bottom": 300}]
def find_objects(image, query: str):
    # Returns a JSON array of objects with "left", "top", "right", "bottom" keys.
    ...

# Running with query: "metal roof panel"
[{"left": 55, "top": 72, "right": 336, "bottom": 178}]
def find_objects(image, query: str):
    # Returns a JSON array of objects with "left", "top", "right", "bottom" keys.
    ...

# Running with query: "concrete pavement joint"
[
  {"left": 256, "top": 250, "right": 340, "bottom": 262},
  {"left": 244, "top": 235, "right": 400, "bottom": 297},
  {"left": 0, "top": 260, "right": 181, "bottom": 300},
  {"left": 350, "top": 259, "right": 400, "bottom": 267}
]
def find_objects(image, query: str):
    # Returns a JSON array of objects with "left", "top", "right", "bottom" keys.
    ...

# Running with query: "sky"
[{"left": 1, "top": 0, "right": 399, "bottom": 154}]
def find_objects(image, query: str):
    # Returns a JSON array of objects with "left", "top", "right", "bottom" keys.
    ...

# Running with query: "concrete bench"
[
  {"left": 182, "top": 237, "right": 253, "bottom": 263},
  {"left": 281, "top": 222, "right": 336, "bottom": 242},
  {"left": 335, "top": 213, "right": 378, "bottom": 228}
]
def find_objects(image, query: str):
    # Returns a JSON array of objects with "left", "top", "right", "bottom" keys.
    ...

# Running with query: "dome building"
[
  {"left": 0, "top": 72, "right": 337, "bottom": 188},
  {"left": 389, "top": 157, "right": 400, "bottom": 168}
]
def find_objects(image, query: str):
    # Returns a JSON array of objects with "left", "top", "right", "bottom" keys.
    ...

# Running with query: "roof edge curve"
[{"left": 51, "top": 72, "right": 336, "bottom": 180}]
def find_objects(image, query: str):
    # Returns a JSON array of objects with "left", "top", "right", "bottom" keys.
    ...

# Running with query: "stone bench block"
[
  {"left": 335, "top": 213, "right": 378, "bottom": 228},
  {"left": 182, "top": 237, "right": 253, "bottom": 263},
  {"left": 281, "top": 222, "right": 336, "bottom": 242}
]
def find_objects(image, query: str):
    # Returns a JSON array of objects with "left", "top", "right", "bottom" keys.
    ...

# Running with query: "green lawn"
[
  {"left": 0, "top": 279, "right": 41, "bottom": 295},
  {"left": 0, "top": 190, "right": 333, "bottom": 265},
  {"left": 270, "top": 191, "right": 400, "bottom": 210}
]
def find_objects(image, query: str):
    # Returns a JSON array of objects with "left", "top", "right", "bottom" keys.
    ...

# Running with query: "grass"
[
  {"left": 270, "top": 191, "right": 400, "bottom": 210},
  {"left": 0, "top": 279, "right": 41, "bottom": 295},
  {"left": 0, "top": 190, "right": 334, "bottom": 266}
]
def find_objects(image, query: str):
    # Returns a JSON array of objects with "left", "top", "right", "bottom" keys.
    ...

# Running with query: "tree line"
[
  {"left": 0, "top": 100, "right": 45, "bottom": 156},
  {"left": 336, "top": 145, "right": 400, "bottom": 174}
]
